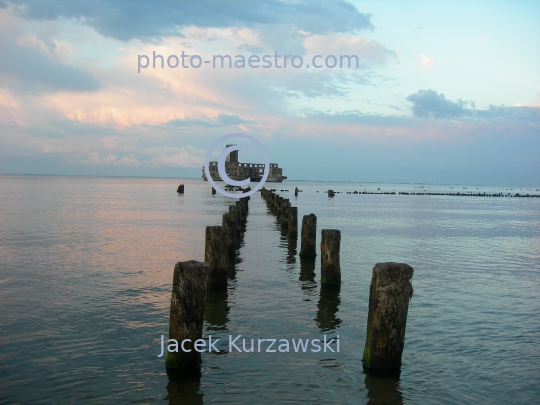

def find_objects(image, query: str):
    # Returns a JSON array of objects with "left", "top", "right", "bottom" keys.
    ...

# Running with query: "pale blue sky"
[{"left": 0, "top": 1, "right": 538, "bottom": 185}]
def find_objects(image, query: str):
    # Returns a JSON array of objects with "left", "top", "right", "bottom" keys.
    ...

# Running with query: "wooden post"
[
  {"left": 177, "top": 184, "right": 184, "bottom": 194},
  {"left": 235, "top": 202, "right": 245, "bottom": 224},
  {"left": 320, "top": 229, "right": 341, "bottom": 285},
  {"left": 288, "top": 207, "right": 298, "bottom": 236},
  {"left": 362, "top": 262, "right": 414, "bottom": 372},
  {"left": 166, "top": 260, "right": 209, "bottom": 375},
  {"left": 295, "top": 187, "right": 299, "bottom": 197},
  {"left": 212, "top": 187, "right": 216, "bottom": 195},
  {"left": 204, "top": 226, "right": 229, "bottom": 285},
  {"left": 299, "top": 213, "right": 317, "bottom": 257},
  {"left": 281, "top": 200, "right": 290, "bottom": 228},
  {"left": 222, "top": 213, "right": 237, "bottom": 256},
  {"left": 328, "top": 190, "right": 335, "bottom": 197}
]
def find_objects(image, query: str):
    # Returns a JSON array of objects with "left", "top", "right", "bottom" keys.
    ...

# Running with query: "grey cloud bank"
[
  {"left": 407, "top": 89, "right": 471, "bottom": 119},
  {"left": 9, "top": 0, "right": 373, "bottom": 41}
]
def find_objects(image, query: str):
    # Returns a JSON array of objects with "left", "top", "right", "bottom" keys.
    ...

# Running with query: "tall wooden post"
[
  {"left": 288, "top": 207, "right": 298, "bottom": 235},
  {"left": 362, "top": 262, "right": 414, "bottom": 372},
  {"left": 177, "top": 184, "right": 184, "bottom": 194},
  {"left": 204, "top": 226, "right": 229, "bottom": 285},
  {"left": 320, "top": 229, "right": 341, "bottom": 285},
  {"left": 299, "top": 213, "right": 317, "bottom": 257},
  {"left": 281, "top": 200, "right": 290, "bottom": 228},
  {"left": 222, "top": 213, "right": 237, "bottom": 256},
  {"left": 166, "top": 260, "right": 209, "bottom": 375}
]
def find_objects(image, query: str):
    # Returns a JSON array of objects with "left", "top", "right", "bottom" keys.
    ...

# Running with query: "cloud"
[
  {"left": 406, "top": 89, "right": 469, "bottom": 119},
  {"left": 0, "top": 8, "right": 98, "bottom": 92},
  {"left": 10, "top": 0, "right": 373, "bottom": 41},
  {"left": 474, "top": 37, "right": 487, "bottom": 43},
  {"left": 80, "top": 152, "right": 140, "bottom": 167},
  {"left": 148, "top": 148, "right": 205, "bottom": 168},
  {"left": 304, "top": 34, "right": 395, "bottom": 67},
  {"left": 418, "top": 53, "right": 435, "bottom": 67}
]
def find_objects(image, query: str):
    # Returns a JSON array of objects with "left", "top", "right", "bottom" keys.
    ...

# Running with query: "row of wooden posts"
[
  {"left": 261, "top": 187, "right": 342, "bottom": 286},
  {"left": 169, "top": 184, "right": 414, "bottom": 379}
]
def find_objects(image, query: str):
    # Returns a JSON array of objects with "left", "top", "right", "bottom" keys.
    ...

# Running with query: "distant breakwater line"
[{"left": 272, "top": 188, "right": 539, "bottom": 198}]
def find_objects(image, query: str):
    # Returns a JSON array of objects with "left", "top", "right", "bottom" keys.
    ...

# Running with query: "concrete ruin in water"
[{"left": 202, "top": 145, "right": 287, "bottom": 183}]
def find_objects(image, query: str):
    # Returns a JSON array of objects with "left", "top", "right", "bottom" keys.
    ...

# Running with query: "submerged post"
[
  {"left": 295, "top": 187, "right": 299, "bottom": 197},
  {"left": 299, "top": 213, "right": 317, "bottom": 257},
  {"left": 212, "top": 187, "right": 216, "bottom": 195},
  {"left": 177, "top": 184, "right": 184, "bottom": 194},
  {"left": 362, "top": 262, "right": 414, "bottom": 372},
  {"left": 320, "top": 229, "right": 341, "bottom": 285},
  {"left": 288, "top": 207, "right": 298, "bottom": 236},
  {"left": 204, "top": 226, "right": 229, "bottom": 285},
  {"left": 166, "top": 260, "right": 209, "bottom": 375},
  {"left": 328, "top": 190, "right": 335, "bottom": 197}
]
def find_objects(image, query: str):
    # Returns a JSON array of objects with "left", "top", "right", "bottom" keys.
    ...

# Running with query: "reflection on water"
[
  {"left": 299, "top": 256, "right": 316, "bottom": 282},
  {"left": 166, "top": 377, "right": 204, "bottom": 405},
  {"left": 364, "top": 372, "right": 403, "bottom": 405},
  {"left": 286, "top": 231, "right": 297, "bottom": 264},
  {"left": 316, "top": 285, "right": 342, "bottom": 331},
  {"left": 204, "top": 287, "right": 229, "bottom": 331},
  {"left": 299, "top": 256, "right": 317, "bottom": 299},
  {"left": 1, "top": 176, "right": 539, "bottom": 405}
]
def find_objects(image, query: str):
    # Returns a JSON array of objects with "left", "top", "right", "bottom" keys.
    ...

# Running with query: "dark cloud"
[
  {"left": 407, "top": 89, "right": 540, "bottom": 124},
  {"left": 475, "top": 105, "right": 540, "bottom": 122},
  {"left": 406, "top": 89, "right": 470, "bottom": 118},
  {"left": 0, "top": 42, "right": 99, "bottom": 91},
  {"left": 0, "top": 9, "right": 98, "bottom": 92},
  {"left": 9, "top": 0, "right": 373, "bottom": 41}
]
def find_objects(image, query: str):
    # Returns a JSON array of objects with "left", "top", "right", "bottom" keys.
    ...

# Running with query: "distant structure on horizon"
[{"left": 202, "top": 144, "right": 287, "bottom": 183}]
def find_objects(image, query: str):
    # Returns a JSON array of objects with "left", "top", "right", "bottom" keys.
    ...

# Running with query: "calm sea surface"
[{"left": 0, "top": 175, "right": 539, "bottom": 404}]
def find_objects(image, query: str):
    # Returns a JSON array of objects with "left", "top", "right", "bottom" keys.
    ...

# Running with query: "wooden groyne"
[
  {"left": 167, "top": 188, "right": 252, "bottom": 377},
  {"left": 338, "top": 191, "right": 539, "bottom": 198},
  {"left": 167, "top": 184, "right": 419, "bottom": 377}
]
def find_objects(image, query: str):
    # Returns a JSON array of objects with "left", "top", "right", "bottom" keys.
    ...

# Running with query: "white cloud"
[
  {"left": 80, "top": 152, "right": 140, "bottom": 167},
  {"left": 473, "top": 37, "right": 487, "bottom": 43},
  {"left": 148, "top": 148, "right": 205, "bottom": 168},
  {"left": 418, "top": 54, "right": 436, "bottom": 67}
]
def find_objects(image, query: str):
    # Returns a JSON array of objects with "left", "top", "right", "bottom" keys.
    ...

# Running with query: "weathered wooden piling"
[
  {"left": 222, "top": 213, "right": 237, "bottom": 256},
  {"left": 295, "top": 187, "right": 299, "bottom": 197},
  {"left": 235, "top": 202, "right": 245, "bottom": 224},
  {"left": 204, "top": 226, "right": 230, "bottom": 285},
  {"left": 320, "top": 229, "right": 341, "bottom": 285},
  {"left": 299, "top": 213, "right": 317, "bottom": 257},
  {"left": 362, "top": 262, "right": 414, "bottom": 372},
  {"left": 177, "top": 184, "right": 184, "bottom": 194},
  {"left": 288, "top": 207, "right": 298, "bottom": 235},
  {"left": 166, "top": 260, "right": 209, "bottom": 375},
  {"left": 328, "top": 190, "right": 335, "bottom": 197},
  {"left": 281, "top": 200, "right": 290, "bottom": 227},
  {"left": 212, "top": 187, "right": 216, "bottom": 195},
  {"left": 274, "top": 196, "right": 282, "bottom": 213}
]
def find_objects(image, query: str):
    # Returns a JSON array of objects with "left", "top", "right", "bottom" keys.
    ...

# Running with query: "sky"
[{"left": 0, "top": 0, "right": 538, "bottom": 186}]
